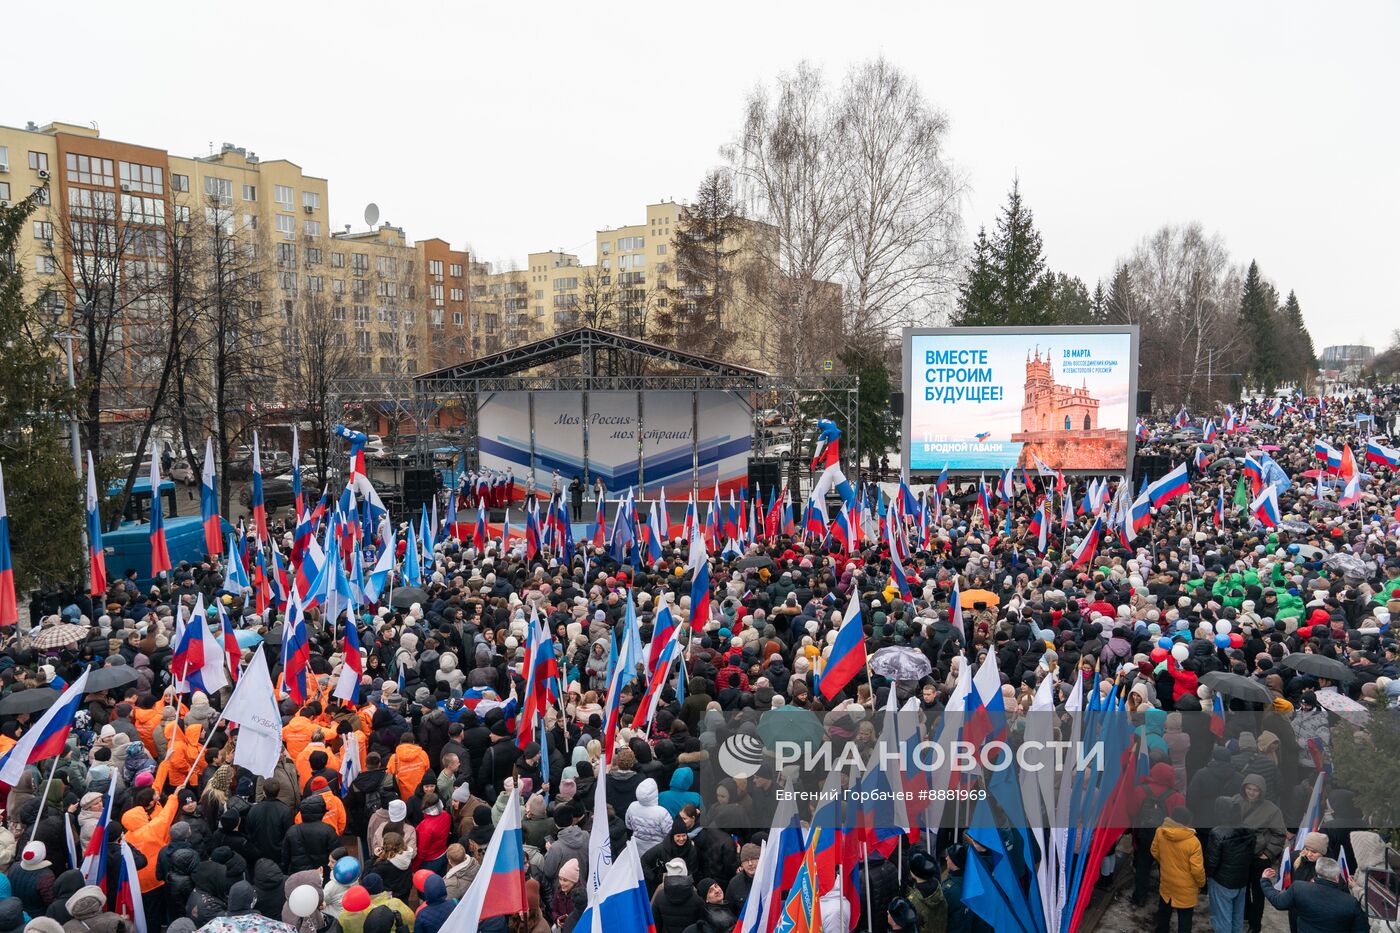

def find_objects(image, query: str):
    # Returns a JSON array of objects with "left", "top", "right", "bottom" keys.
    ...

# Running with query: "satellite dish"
[{"left": 364, "top": 203, "right": 379, "bottom": 228}]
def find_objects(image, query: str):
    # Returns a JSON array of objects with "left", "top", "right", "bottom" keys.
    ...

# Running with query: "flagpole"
[
  {"left": 862, "top": 841, "right": 873, "bottom": 926},
  {"left": 176, "top": 711, "right": 228, "bottom": 792},
  {"left": 28, "top": 755, "right": 63, "bottom": 844}
]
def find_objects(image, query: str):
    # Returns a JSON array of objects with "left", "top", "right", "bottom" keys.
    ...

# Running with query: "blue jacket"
[
  {"left": 1260, "top": 877, "right": 1367, "bottom": 933},
  {"left": 657, "top": 767, "right": 702, "bottom": 817},
  {"left": 414, "top": 876, "right": 457, "bottom": 933}
]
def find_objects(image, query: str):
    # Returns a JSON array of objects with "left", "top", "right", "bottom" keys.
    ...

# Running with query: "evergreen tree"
[
  {"left": 1278, "top": 290, "right": 1316, "bottom": 386},
  {"left": 0, "top": 189, "right": 83, "bottom": 590},
  {"left": 836, "top": 343, "right": 897, "bottom": 471},
  {"left": 1043, "top": 272, "right": 1093, "bottom": 324},
  {"left": 1090, "top": 281, "right": 1108, "bottom": 324},
  {"left": 952, "top": 182, "right": 1060, "bottom": 326},
  {"left": 1105, "top": 264, "right": 1137, "bottom": 324},
  {"left": 659, "top": 170, "right": 743, "bottom": 360},
  {"left": 952, "top": 226, "right": 998, "bottom": 324},
  {"left": 990, "top": 180, "right": 1050, "bottom": 324},
  {"left": 1238, "top": 260, "right": 1281, "bottom": 391}
]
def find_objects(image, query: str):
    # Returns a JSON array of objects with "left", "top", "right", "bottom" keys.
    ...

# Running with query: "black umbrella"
[
  {"left": 736, "top": 555, "right": 777, "bottom": 572},
  {"left": 1201, "top": 671, "right": 1272, "bottom": 704},
  {"left": 0, "top": 687, "right": 61, "bottom": 715},
  {"left": 85, "top": 665, "right": 140, "bottom": 693},
  {"left": 391, "top": 586, "right": 429, "bottom": 609},
  {"left": 1281, "top": 653, "right": 1356, "bottom": 684}
]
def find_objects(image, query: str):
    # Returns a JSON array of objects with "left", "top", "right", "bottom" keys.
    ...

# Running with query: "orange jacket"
[
  {"left": 282, "top": 716, "right": 320, "bottom": 762},
  {"left": 154, "top": 722, "right": 206, "bottom": 792},
  {"left": 387, "top": 742, "right": 430, "bottom": 799},
  {"left": 123, "top": 795, "right": 179, "bottom": 892},
  {"left": 0, "top": 735, "right": 15, "bottom": 758},
  {"left": 295, "top": 787, "right": 348, "bottom": 836},
  {"left": 295, "top": 742, "right": 342, "bottom": 791},
  {"left": 132, "top": 706, "right": 164, "bottom": 757}
]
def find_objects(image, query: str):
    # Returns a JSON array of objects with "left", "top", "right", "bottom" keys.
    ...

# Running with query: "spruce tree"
[
  {"left": 1105, "top": 264, "right": 1136, "bottom": 324},
  {"left": 1090, "top": 281, "right": 1108, "bottom": 324},
  {"left": 990, "top": 180, "right": 1050, "bottom": 324},
  {"left": 1238, "top": 260, "right": 1280, "bottom": 391},
  {"left": 0, "top": 189, "right": 83, "bottom": 589},
  {"left": 952, "top": 226, "right": 998, "bottom": 325},
  {"left": 1279, "top": 290, "right": 1316, "bottom": 385}
]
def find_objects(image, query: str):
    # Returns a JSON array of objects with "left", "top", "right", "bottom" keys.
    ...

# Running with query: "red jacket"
[
  {"left": 1131, "top": 762, "right": 1185, "bottom": 821},
  {"left": 413, "top": 809, "right": 452, "bottom": 868}
]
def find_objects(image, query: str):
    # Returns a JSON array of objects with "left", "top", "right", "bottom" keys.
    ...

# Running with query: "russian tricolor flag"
[
  {"left": 148, "top": 456, "right": 171, "bottom": 577},
  {"left": 446, "top": 787, "right": 528, "bottom": 929},
  {"left": 1070, "top": 516, "right": 1103, "bottom": 569},
  {"left": 0, "top": 465, "right": 15, "bottom": 627},
  {"left": 1366, "top": 437, "right": 1400, "bottom": 468},
  {"left": 172, "top": 596, "right": 228, "bottom": 695},
  {"left": 250, "top": 432, "right": 267, "bottom": 544},
  {"left": 200, "top": 437, "right": 221, "bottom": 558},
  {"left": 81, "top": 766, "right": 119, "bottom": 890},
  {"left": 0, "top": 667, "right": 90, "bottom": 784},
  {"left": 1250, "top": 483, "right": 1281, "bottom": 528},
  {"left": 86, "top": 452, "right": 107, "bottom": 598},
  {"left": 334, "top": 617, "right": 364, "bottom": 703},
  {"left": 575, "top": 841, "right": 657, "bottom": 933},
  {"left": 1146, "top": 462, "right": 1189, "bottom": 508},
  {"left": 116, "top": 838, "right": 146, "bottom": 933},
  {"left": 936, "top": 463, "right": 949, "bottom": 497},
  {"left": 818, "top": 589, "right": 867, "bottom": 702}
]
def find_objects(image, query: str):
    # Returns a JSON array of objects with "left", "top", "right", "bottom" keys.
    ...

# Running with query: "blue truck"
[{"left": 103, "top": 475, "right": 234, "bottom": 586}]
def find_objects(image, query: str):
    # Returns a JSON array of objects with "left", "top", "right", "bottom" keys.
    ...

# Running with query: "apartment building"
[{"left": 0, "top": 120, "right": 473, "bottom": 446}]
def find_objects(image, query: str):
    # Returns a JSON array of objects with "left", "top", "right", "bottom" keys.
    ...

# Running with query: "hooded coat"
[
  {"left": 413, "top": 876, "right": 454, "bottom": 933},
  {"left": 1151, "top": 818, "right": 1205, "bottom": 908},
  {"left": 625, "top": 780, "right": 674, "bottom": 856}
]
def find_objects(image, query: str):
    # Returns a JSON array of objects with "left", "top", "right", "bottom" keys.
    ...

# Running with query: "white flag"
[
  {"left": 588, "top": 767, "right": 613, "bottom": 896},
  {"left": 221, "top": 650, "right": 282, "bottom": 777}
]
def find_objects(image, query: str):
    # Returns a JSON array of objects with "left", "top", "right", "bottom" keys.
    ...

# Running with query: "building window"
[
  {"left": 352, "top": 254, "right": 368, "bottom": 275},
  {"left": 204, "top": 176, "right": 233, "bottom": 203},
  {"left": 452, "top": 310, "right": 464, "bottom": 326},
  {"left": 33, "top": 221, "right": 53, "bottom": 241},
  {"left": 450, "top": 287, "right": 463, "bottom": 302},
  {"left": 306, "top": 247, "right": 322, "bottom": 265},
  {"left": 242, "top": 213, "right": 257, "bottom": 230},
  {"left": 242, "top": 184, "right": 257, "bottom": 201},
  {"left": 356, "top": 331, "right": 371, "bottom": 350},
  {"left": 302, "top": 191, "right": 320, "bottom": 210},
  {"left": 117, "top": 161, "right": 162, "bottom": 193},
  {"left": 450, "top": 263, "right": 462, "bottom": 277},
  {"left": 331, "top": 251, "right": 345, "bottom": 268},
  {"left": 431, "top": 309, "right": 444, "bottom": 326},
  {"left": 35, "top": 256, "right": 56, "bottom": 274},
  {"left": 121, "top": 195, "right": 165, "bottom": 225},
  {"left": 279, "top": 271, "right": 297, "bottom": 292},
  {"left": 618, "top": 236, "right": 644, "bottom": 251},
  {"left": 0, "top": 182, "right": 9, "bottom": 201},
  {"left": 352, "top": 279, "right": 369, "bottom": 298},
  {"left": 0, "top": 146, "right": 7, "bottom": 169},
  {"left": 656, "top": 244, "right": 667, "bottom": 255},
  {"left": 28, "top": 152, "right": 48, "bottom": 173},
  {"left": 276, "top": 214, "right": 294, "bottom": 238},
  {"left": 600, "top": 241, "right": 611, "bottom": 255},
  {"left": 552, "top": 277, "right": 578, "bottom": 290},
  {"left": 376, "top": 281, "right": 397, "bottom": 298},
  {"left": 275, "top": 185, "right": 294, "bottom": 209},
  {"left": 431, "top": 283, "right": 444, "bottom": 303},
  {"left": 172, "top": 173, "right": 189, "bottom": 192},
  {"left": 331, "top": 279, "right": 345, "bottom": 295},
  {"left": 204, "top": 207, "right": 234, "bottom": 235},
  {"left": 276, "top": 243, "right": 297, "bottom": 267},
  {"left": 354, "top": 304, "right": 370, "bottom": 323},
  {"left": 429, "top": 259, "right": 443, "bottom": 277},
  {"left": 376, "top": 256, "right": 396, "bottom": 275},
  {"left": 303, "top": 219, "right": 321, "bottom": 237},
  {"left": 307, "top": 275, "right": 323, "bottom": 293},
  {"left": 67, "top": 187, "right": 114, "bottom": 217},
  {"left": 332, "top": 305, "right": 345, "bottom": 321},
  {"left": 66, "top": 154, "right": 114, "bottom": 185}
]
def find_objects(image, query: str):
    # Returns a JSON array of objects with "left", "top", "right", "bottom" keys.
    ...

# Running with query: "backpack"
[{"left": 1139, "top": 788, "right": 1169, "bottom": 828}]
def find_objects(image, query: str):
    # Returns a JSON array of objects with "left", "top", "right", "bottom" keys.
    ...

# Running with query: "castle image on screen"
[{"left": 1010, "top": 347, "right": 1127, "bottom": 470}]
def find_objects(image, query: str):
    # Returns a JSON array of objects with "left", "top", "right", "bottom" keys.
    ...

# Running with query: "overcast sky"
[{"left": 8, "top": 0, "right": 1396, "bottom": 347}]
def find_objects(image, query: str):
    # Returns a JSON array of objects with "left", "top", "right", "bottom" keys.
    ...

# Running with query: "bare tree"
[
  {"left": 727, "top": 62, "right": 850, "bottom": 376},
  {"left": 836, "top": 57, "right": 964, "bottom": 337},
  {"left": 43, "top": 180, "right": 169, "bottom": 456},
  {"left": 286, "top": 292, "right": 356, "bottom": 487},
  {"left": 1121, "top": 224, "right": 1244, "bottom": 407}
]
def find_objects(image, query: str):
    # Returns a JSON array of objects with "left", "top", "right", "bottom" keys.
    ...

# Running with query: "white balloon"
[
  {"left": 1171, "top": 644, "right": 1189, "bottom": 663},
  {"left": 288, "top": 885, "right": 320, "bottom": 919},
  {"left": 1215, "top": 621, "right": 1231, "bottom": 635}
]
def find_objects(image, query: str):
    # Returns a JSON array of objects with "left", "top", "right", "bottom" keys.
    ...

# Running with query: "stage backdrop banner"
[
  {"left": 476, "top": 390, "right": 752, "bottom": 498},
  {"left": 902, "top": 326, "right": 1138, "bottom": 474}
]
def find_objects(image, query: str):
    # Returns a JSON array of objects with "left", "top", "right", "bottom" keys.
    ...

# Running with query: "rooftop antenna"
[{"left": 364, "top": 203, "right": 379, "bottom": 229}]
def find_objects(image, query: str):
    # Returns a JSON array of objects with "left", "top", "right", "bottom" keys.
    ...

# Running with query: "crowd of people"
[{"left": 0, "top": 386, "right": 1397, "bottom": 933}]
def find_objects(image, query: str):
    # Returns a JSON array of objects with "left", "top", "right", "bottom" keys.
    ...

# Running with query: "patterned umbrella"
[{"left": 29, "top": 623, "right": 88, "bottom": 650}]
